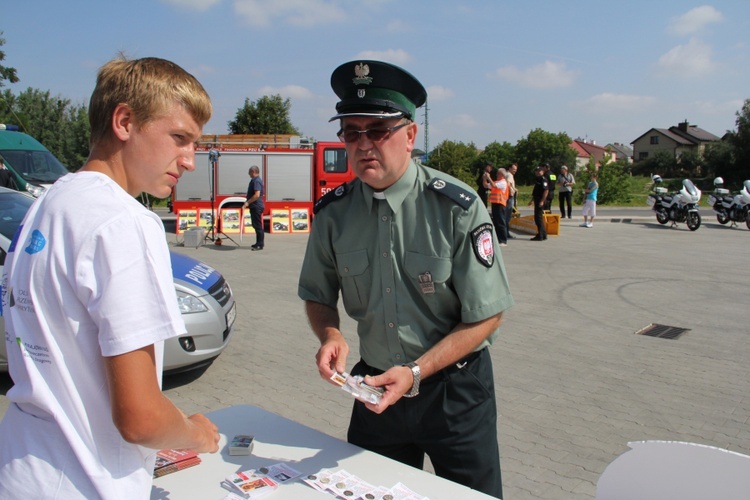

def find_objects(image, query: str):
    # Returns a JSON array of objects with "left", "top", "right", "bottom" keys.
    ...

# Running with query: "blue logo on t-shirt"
[{"left": 25, "top": 229, "right": 46, "bottom": 255}]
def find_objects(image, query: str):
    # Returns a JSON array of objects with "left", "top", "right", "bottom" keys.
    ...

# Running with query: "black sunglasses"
[{"left": 337, "top": 122, "right": 409, "bottom": 144}]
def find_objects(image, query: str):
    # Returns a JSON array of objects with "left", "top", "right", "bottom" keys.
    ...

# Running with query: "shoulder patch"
[
  {"left": 426, "top": 178, "right": 475, "bottom": 210},
  {"left": 470, "top": 223, "right": 495, "bottom": 268},
  {"left": 314, "top": 182, "right": 351, "bottom": 214}
]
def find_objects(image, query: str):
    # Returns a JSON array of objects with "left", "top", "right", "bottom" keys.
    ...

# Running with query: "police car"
[{"left": 0, "top": 187, "right": 236, "bottom": 374}]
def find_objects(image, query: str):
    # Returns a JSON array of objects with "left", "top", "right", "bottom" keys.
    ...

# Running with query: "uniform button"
[
  {"left": 386, "top": 288, "right": 391, "bottom": 293},
  {"left": 382, "top": 252, "right": 388, "bottom": 258},
  {"left": 343, "top": 267, "right": 349, "bottom": 273},
  {"left": 388, "top": 322, "right": 394, "bottom": 328},
  {"left": 395, "top": 354, "right": 402, "bottom": 360},
  {"left": 381, "top": 216, "right": 388, "bottom": 221}
]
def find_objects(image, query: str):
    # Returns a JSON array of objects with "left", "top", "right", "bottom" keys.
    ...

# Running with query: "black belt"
[{"left": 358, "top": 348, "right": 486, "bottom": 384}]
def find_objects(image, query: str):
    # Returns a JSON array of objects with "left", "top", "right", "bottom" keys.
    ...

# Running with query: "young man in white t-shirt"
[{"left": 0, "top": 57, "right": 220, "bottom": 498}]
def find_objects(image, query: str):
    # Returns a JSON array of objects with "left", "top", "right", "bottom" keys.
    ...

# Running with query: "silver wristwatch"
[{"left": 403, "top": 362, "right": 421, "bottom": 398}]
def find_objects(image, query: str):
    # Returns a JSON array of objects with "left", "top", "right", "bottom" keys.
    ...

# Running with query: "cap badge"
[
  {"left": 358, "top": 89, "right": 365, "bottom": 99},
  {"left": 353, "top": 63, "right": 373, "bottom": 85}
]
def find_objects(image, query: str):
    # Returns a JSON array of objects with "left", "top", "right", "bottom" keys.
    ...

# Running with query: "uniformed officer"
[
  {"left": 530, "top": 166, "right": 549, "bottom": 241},
  {"left": 297, "top": 60, "right": 513, "bottom": 498},
  {"left": 542, "top": 163, "right": 556, "bottom": 212}
]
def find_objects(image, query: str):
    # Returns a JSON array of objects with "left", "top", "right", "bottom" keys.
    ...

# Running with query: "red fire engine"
[{"left": 170, "top": 134, "right": 354, "bottom": 238}]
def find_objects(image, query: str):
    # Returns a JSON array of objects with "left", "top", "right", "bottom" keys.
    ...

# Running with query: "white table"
[{"left": 151, "top": 405, "right": 495, "bottom": 499}]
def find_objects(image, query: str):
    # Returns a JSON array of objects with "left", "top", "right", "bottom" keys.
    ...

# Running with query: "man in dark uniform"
[
  {"left": 0, "top": 156, "right": 18, "bottom": 190},
  {"left": 476, "top": 162, "right": 493, "bottom": 208},
  {"left": 542, "top": 163, "right": 555, "bottom": 212},
  {"left": 530, "top": 166, "right": 549, "bottom": 241},
  {"left": 298, "top": 60, "right": 513, "bottom": 498},
  {"left": 242, "top": 165, "right": 264, "bottom": 250}
]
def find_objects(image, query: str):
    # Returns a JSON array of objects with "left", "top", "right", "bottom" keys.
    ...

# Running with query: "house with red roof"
[{"left": 570, "top": 138, "right": 615, "bottom": 171}]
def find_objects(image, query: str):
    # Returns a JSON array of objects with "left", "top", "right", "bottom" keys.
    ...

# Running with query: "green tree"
[
  {"left": 676, "top": 150, "right": 702, "bottom": 177},
  {"left": 597, "top": 157, "right": 632, "bottom": 205},
  {"left": 633, "top": 150, "right": 677, "bottom": 178},
  {"left": 514, "top": 128, "right": 576, "bottom": 185},
  {"left": 473, "top": 141, "right": 515, "bottom": 174},
  {"left": 425, "top": 140, "right": 478, "bottom": 186},
  {"left": 228, "top": 94, "right": 300, "bottom": 135},
  {"left": 0, "top": 32, "right": 19, "bottom": 89},
  {"left": 725, "top": 99, "right": 750, "bottom": 182},
  {"left": 2, "top": 88, "right": 89, "bottom": 170},
  {"left": 61, "top": 105, "right": 91, "bottom": 170},
  {"left": 702, "top": 140, "right": 734, "bottom": 181}
]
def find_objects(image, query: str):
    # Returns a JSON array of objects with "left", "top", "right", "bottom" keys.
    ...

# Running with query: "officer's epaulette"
[
  {"left": 313, "top": 182, "right": 352, "bottom": 214},
  {"left": 426, "top": 178, "right": 475, "bottom": 210}
]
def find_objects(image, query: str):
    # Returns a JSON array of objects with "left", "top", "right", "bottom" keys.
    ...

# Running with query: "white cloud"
[
  {"left": 258, "top": 85, "right": 314, "bottom": 99},
  {"left": 426, "top": 86, "right": 454, "bottom": 102},
  {"left": 492, "top": 61, "right": 578, "bottom": 89},
  {"left": 690, "top": 98, "right": 744, "bottom": 116},
  {"left": 234, "top": 0, "right": 346, "bottom": 27},
  {"left": 450, "top": 113, "right": 479, "bottom": 129},
  {"left": 657, "top": 37, "right": 716, "bottom": 77},
  {"left": 160, "top": 0, "right": 222, "bottom": 11},
  {"left": 584, "top": 93, "right": 657, "bottom": 112},
  {"left": 354, "top": 49, "right": 412, "bottom": 66},
  {"left": 385, "top": 20, "right": 410, "bottom": 33},
  {"left": 668, "top": 5, "right": 723, "bottom": 36}
]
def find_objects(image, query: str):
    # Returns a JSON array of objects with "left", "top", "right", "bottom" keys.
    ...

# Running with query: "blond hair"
[{"left": 88, "top": 56, "right": 211, "bottom": 146}]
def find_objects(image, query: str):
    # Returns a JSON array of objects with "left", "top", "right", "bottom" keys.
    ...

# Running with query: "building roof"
[
  {"left": 571, "top": 139, "right": 613, "bottom": 164},
  {"left": 631, "top": 121, "right": 720, "bottom": 146},
  {"left": 606, "top": 142, "right": 633, "bottom": 158}
]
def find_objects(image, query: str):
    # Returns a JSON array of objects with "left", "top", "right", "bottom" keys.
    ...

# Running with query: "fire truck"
[{"left": 170, "top": 134, "right": 354, "bottom": 237}]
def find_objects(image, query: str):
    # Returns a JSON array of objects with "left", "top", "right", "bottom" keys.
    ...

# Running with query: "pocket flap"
[
  {"left": 336, "top": 249, "right": 369, "bottom": 277},
  {"left": 404, "top": 252, "right": 452, "bottom": 283}
]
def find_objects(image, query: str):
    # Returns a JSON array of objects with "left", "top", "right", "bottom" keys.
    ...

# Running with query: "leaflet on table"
[
  {"left": 152, "top": 449, "right": 202, "bottom": 478},
  {"left": 303, "top": 468, "right": 430, "bottom": 500},
  {"left": 221, "top": 462, "right": 301, "bottom": 498},
  {"left": 330, "top": 371, "right": 384, "bottom": 405}
]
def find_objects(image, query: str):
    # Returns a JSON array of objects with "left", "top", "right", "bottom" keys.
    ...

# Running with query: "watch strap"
[{"left": 403, "top": 362, "right": 420, "bottom": 398}]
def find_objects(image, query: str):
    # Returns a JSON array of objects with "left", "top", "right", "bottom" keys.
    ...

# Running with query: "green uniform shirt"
[{"left": 298, "top": 161, "right": 513, "bottom": 371}]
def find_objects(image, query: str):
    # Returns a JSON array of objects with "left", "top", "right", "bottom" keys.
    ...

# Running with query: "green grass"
[{"left": 516, "top": 175, "right": 661, "bottom": 207}]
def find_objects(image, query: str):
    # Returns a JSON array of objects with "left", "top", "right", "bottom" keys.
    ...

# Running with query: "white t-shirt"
[{"left": 0, "top": 172, "right": 186, "bottom": 498}]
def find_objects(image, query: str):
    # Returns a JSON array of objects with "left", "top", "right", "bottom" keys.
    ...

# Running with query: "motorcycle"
[
  {"left": 646, "top": 175, "right": 702, "bottom": 231},
  {"left": 707, "top": 177, "right": 750, "bottom": 230}
]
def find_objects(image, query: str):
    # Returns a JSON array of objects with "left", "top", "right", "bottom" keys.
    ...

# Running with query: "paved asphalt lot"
[{"left": 1, "top": 208, "right": 749, "bottom": 499}]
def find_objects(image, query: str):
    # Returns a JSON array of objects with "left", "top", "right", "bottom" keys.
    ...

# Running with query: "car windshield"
[
  {"left": 0, "top": 190, "right": 34, "bottom": 240},
  {"left": 1, "top": 149, "right": 70, "bottom": 183}
]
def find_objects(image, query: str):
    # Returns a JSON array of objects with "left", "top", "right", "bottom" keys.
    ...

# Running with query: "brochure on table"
[{"left": 151, "top": 405, "right": 494, "bottom": 500}]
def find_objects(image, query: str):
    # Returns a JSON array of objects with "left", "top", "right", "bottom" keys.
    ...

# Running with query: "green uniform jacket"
[{"left": 298, "top": 161, "right": 513, "bottom": 371}]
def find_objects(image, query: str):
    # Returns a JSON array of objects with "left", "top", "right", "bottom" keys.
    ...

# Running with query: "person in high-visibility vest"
[
  {"left": 489, "top": 168, "right": 510, "bottom": 246},
  {"left": 542, "top": 163, "right": 556, "bottom": 211}
]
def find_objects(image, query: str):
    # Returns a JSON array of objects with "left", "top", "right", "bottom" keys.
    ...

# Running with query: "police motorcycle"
[
  {"left": 646, "top": 175, "right": 702, "bottom": 231},
  {"left": 706, "top": 177, "right": 750, "bottom": 229}
]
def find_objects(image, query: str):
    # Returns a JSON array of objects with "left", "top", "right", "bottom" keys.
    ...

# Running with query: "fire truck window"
[{"left": 324, "top": 149, "right": 348, "bottom": 173}]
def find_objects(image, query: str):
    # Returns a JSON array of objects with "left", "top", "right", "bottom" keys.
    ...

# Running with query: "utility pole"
[{"left": 422, "top": 98, "right": 430, "bottom": 155}]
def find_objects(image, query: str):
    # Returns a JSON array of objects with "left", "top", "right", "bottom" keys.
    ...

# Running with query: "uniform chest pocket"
[
  {"left": 335, "top": 249, "right": 371, "bottom": 318},
  {"left": 404, "top": 252, "right": 452, "bottom": 294}
]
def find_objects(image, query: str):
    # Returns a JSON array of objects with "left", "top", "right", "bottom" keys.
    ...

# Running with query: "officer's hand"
[
  {"left": 316, "top": 333, "right": 349, "bottom": 383},
  {"left": 361, "top": 366, "right": 414, "bottom": 414}
]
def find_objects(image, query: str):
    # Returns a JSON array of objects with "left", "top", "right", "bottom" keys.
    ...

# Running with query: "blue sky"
[{"left": 3, "top": 1, "right": 749, "bottom": 152}]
